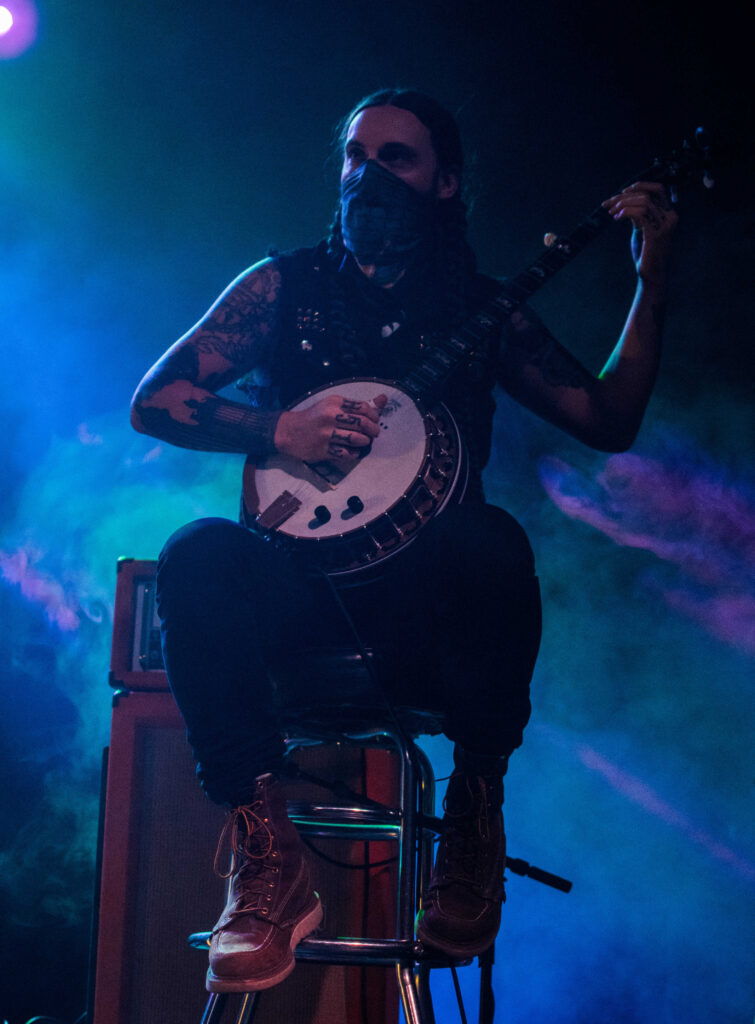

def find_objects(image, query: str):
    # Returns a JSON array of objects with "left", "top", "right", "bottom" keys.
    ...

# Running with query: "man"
[{"left": 130, "top": 89, "right": 676, "bottom": 992}]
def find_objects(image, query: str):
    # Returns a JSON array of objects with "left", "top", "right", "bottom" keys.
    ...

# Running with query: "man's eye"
[{"left": 381, "top": 147, "right": 413, "bottom": 165}]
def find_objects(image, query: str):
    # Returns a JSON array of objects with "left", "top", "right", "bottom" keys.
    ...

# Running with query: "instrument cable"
[
  {"left": 317, "top": 569, "right": 471, "bottom": 1024},
  {"left": 315, "top": 568, "right": 421, "bottom": 765}
]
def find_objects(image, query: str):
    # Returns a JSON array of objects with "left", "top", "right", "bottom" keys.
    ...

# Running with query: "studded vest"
[{"left": 239, "top": 243, "right": 504, "bottom": 503}]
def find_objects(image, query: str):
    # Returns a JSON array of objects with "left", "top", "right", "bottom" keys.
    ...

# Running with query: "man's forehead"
[{"left": 345, "top": 105, "right": 433, "bottom": 149}]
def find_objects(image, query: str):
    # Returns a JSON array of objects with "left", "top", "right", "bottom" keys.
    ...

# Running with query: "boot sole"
[
  {"left": 206, "top": 897, "right": 324, "bottom": 993},
  {"left": 416, "top": 915, "right": 498, "bottom": 960}
]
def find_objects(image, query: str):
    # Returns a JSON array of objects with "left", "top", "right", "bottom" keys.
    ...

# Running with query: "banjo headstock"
[{"left": 631, "top": 126, "right": 715, "bottom": 203}]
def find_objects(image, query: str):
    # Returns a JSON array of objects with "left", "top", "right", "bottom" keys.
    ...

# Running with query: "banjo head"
[{"left": 243, "top": 378, "right": 465, "bottom": 575}]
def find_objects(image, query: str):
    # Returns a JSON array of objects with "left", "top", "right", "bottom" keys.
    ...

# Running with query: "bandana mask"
[{"left": 340, "top": 160, "right": 435, "bottom": 286}]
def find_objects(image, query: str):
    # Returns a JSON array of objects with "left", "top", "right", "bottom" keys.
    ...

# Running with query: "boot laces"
[
  {"left": 439, "top": 775, "right": 493, "bottom": 890},
  {"left": 214, "top": 803, "right": 278, "bottom": 916}
]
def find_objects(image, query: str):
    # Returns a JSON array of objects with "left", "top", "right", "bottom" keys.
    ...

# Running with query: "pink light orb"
[
  {"left": 0, "top": 0, "right": 38, "bottom": 59},
  {"left": 0, "top": 8, "right": 15, "bottom": 35}
]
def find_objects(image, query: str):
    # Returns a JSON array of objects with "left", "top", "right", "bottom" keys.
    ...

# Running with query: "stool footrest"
[
  {"left": 287, "top": 800, "right": 402, "bottom": 839},
  {"left": 188, "top": 932, "right": 469, "bottom": 969},
  {"left": 296, "top": 935, "right": 469, "bottom": 968}
]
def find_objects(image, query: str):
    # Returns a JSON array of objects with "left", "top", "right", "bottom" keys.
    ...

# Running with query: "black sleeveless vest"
[{"left": 239, "top": 243, "right": 503, "bottom": 503}]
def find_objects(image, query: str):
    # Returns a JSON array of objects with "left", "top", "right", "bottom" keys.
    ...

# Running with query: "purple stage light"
[
  {"left": 575, "top": 742, "right": 755, "bottom": 882},
  {"left": 0, "top": 0, "right": 38, "bottom": 59},
  {"left": 0, "top": 547, "right": 80, "bottom": 631},
  {"left": 538, "top": 446, "right": 755, "bottom": 656}
]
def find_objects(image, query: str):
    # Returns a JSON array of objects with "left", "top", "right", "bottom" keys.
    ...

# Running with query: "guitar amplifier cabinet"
[
  {"left": 91, "top": 559, "right": 399, "bottom": 1024},
  {"left": 109, "top": 558, "right": 167, "bottom": 691}
]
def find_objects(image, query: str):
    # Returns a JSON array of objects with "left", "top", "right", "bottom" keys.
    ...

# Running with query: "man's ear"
[{"left": 435, "top": 170, "right": 459, "bottom": 200}]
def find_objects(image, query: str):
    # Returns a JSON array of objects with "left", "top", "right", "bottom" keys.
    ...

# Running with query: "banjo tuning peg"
[
  {"left": 695, "top": 126, "right": 711, "bottom": 150},
  {"left": 695, "top": 126, "right": 715, "bottom": 188}
]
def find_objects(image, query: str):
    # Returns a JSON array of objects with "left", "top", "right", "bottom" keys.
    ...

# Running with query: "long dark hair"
[{"left": 327, "top": 88, "right": 476, "bottom": 325}]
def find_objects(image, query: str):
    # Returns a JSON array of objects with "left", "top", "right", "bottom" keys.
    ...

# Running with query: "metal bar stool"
[
  {"left": 189, "top": 647, "right": 465, "bottom": 1024},
  {"left": 188, "top": 648, "right": 572, "bottom": 1023}
]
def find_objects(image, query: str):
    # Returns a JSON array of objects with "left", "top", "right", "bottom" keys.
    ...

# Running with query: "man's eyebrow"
[{"left": 378, "top": 142, "right": 417, "bottom": 158}]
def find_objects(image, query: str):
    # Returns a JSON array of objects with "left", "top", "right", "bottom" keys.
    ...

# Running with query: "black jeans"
[{"left": 157, "top": 503, "right": 541, "bottom": 805}]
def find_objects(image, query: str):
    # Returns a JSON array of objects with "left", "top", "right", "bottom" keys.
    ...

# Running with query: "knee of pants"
[
  {"left": 428, "top": 503, "right": 536, "bottom": 577},
  {"left": 156, "top": 517, "right": 261, "bottom": 610},
  {"left": 159, "top": 517, "right": 242, "bottom": 568}
]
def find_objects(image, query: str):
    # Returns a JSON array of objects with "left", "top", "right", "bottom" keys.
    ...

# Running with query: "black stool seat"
[{"left": 268, "top": 645, "right": 446, "bottom": 738}]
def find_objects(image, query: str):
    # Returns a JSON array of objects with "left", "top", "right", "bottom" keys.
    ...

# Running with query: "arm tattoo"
[
  {"left": 501, "top": 309, "right": 596, "bottom": 392},
  {"left": 133, "top": 263, "right": 282, "bottom": 457},
  {"left": 136, "top": 397, "right": 280, "bottom": 460},
  {"left": 194, "top": 264, "right": 280, "bottom": 365},
  {"left": 137, "top": 346, "right": 203, "bottom": 402},
  {"left": 138, "top": 339, "right": 259, "bottom": 401}
]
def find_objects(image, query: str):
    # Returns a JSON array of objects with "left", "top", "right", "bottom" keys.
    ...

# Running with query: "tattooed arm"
[
  {"left": 498, "top": 182, "right": 677, "bottom": 452},
  {"left": 130, "top": 259, "right": 283, "bottom": 458}
]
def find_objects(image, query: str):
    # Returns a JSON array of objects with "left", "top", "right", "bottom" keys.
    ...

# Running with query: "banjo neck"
[{"left": 399, "top": 201, "right": 613, "bottom": 401}]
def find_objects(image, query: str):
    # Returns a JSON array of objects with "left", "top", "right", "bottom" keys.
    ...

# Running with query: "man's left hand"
[{"left": 602, "top": 181, "right": 678, "bottom": 286}]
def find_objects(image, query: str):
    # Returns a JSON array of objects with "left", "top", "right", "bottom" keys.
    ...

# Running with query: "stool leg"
[
  {"left": 201, "top": 992, "right": 228, "bottom": 1024},
  {"left": 397, "top": 742, "right": 419, "bottom": 941},
  {"left": 415, "top": 963, "right": 436, "bottom": 1024},
  {"left": 234, "top": 991, "right": 261, "bottom": 1023},
  {"left": 478, "top": 943, "right": 495, "bottom": 1024},
  {"left": 414, "top": 745, "right": 437, "bottom": 912},
  {"left": 199, "top": 990, "right": 261, "bottom": 1024},
  {"left": 396, "top": 963, "right": 434, "bottom": 1024}
]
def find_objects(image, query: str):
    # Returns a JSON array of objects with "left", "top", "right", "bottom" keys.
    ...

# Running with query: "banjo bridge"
[{"left": 257, "top": 490, "right": 302, "bottom": 530}]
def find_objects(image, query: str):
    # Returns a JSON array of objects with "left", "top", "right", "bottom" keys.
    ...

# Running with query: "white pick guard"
[{"left": 253, "top": 381, "right": 429, "bottom": 539}]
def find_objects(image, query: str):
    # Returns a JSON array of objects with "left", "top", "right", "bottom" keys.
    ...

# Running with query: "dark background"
[{"left": 1, "top": 1, "right": 753, "bottom": 1021}]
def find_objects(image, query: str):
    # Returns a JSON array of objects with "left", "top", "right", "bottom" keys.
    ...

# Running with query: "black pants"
[{"left": 156, "top": 503, "right": 542, "bottom": 806}]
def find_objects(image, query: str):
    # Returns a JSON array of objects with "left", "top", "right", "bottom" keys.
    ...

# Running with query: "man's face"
[{"left": 341, "top": 105, "right": 458, "bottom": 200}]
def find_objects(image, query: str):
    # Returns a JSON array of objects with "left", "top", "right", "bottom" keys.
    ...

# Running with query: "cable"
[
  {"left": 316, "top": 569, "right": 421, "bottom": 764},
  {"left": 282, "top": 760, "right": 388, "bottom": 812},
  {"left": 450, "top": 964, "right": 468, "bottom": 1024},
  {"left": 301, "top": 834, "right": 398, "bottom": 871}
]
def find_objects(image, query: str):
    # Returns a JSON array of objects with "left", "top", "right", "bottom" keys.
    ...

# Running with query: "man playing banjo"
[{"left": 130, "top": 88, "right": 676, "bottom": 993}]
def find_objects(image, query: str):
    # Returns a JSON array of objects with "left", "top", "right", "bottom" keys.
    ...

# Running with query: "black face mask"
[{"left": 340, "top": 160, "right": 435, "bottom": 286}]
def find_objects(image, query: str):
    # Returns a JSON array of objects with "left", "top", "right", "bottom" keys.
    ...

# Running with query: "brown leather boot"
[
  {"left": 416, "top": 766, "right": 505, "bottom": 958},
  {"left": 206, "top": 773, "right": 323, "bottom": 992}
]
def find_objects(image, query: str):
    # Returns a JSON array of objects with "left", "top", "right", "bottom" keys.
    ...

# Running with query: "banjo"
[{"left": 241, "top": 134, "right": 712, "bottom": 578}]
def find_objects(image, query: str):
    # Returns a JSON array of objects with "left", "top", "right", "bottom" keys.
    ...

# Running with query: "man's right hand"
[{"left": 273, "top": 393, "right": 387, "bottom": 465}]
